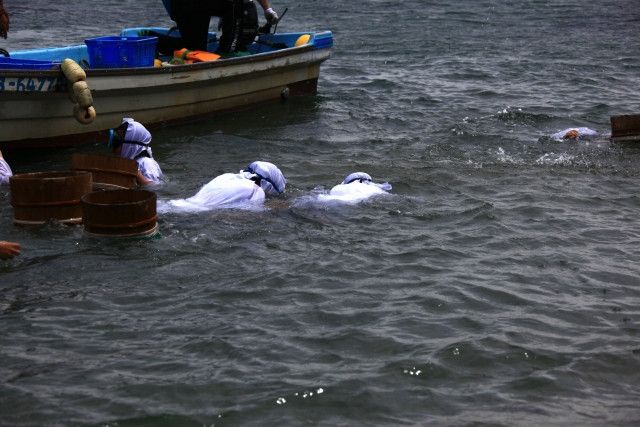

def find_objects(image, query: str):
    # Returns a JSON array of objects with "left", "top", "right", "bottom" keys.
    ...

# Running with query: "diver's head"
[
  {"left": 342, "top": 172, "right": 373, "bottom": 185},
  {"left": 109, "top": 118, "right": 153, "bottom": 159},
  {"left": 563, "top": 129, "right": 580, "bottom": 140},
  {"left": 244, "top": 161, "right": 286, "bottom": 196}
]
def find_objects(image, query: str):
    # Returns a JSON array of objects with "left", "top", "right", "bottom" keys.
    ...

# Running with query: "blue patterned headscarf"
[
  {"left": 342, "top": 172, "right": 392, "bottom": 191},
  {"left": 243, "top": 161, "right": 286, "bottom": 196}
]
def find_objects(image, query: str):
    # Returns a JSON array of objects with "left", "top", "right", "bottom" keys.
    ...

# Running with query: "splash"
[
  {"left": 496, "top": 147, "right": 524, "bottom": 164},
  {"left": 535, "top": 152, "right": 576, "bottom": 165}
]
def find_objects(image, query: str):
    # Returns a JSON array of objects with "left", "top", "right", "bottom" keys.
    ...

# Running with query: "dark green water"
[{"left": 1, "top": 1, "right": 640, "bottom": 425}]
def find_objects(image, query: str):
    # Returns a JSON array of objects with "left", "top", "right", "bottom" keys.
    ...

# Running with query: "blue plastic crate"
[
  {"left": 0, "top": 57, "right": 59, "bottom": 70},
  {"left": 84, "top": 36, "right": 158, "bottom": 68}
]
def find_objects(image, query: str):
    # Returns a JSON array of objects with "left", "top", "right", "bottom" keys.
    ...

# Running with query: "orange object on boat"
[
  {"left": 173, "top": 48, "right": 221, "bottom": 63},
  {"left": 295, "top": 34, "right": 311, "bottom": 47}
]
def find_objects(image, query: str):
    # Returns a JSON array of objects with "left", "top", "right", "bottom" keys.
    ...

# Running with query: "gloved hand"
[{"left": 264, "top": 7, "right": 278, "bottom": 25}]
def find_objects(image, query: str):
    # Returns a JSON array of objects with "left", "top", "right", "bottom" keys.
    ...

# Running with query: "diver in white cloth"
[
  {"left": 109, "top": 118, "right": 164, "bottom": 186},
  {"left": 318, "top": 172, "right": 392, "bottom": 204},
  {"left": 551, "top": 127, "right": 598, "bottom": 141},
  {"left": 0, "top": 149, "right": 20, "bottom": 259},
  {"left": 0, "top": 149, "right": 13, "bottom": 185},
  {"left": 161, "top": 161, "right": 286, "bottom": 212}
]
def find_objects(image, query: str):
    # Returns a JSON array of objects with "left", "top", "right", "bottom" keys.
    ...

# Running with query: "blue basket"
[
  {"left": 85, "top": 36, "right": 158, "bottom": 68},
  {"left": 0, "top": 57, "right": 59, "bottom": 70}
]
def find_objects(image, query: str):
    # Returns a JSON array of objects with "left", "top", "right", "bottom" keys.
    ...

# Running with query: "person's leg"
[
  {"left": 239, "top": 0, "right": 258, "bottom": 51},
  {"left": 171, "top": 0, "right": 212, "bottom": 51},
  {"left": 173, "top": 15, "right": 211, "bottom": 51},
  {"left": 215, "top": 0, "right": 243, "bottom": 53}
]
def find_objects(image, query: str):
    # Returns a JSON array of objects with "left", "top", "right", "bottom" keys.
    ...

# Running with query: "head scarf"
[
  {"left": 342, "top": 172, "right": 392, "bottom": 191},
  {"left": 242, "top": 161, "right": 286, "bottom": 196},
  {"left": 114, "top": 118, "right": 153, "bottom": 160}
]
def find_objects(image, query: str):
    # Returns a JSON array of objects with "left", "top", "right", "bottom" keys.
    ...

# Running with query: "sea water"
[{"left": 1, "top": 1, "right": 640, "bottom": 425}]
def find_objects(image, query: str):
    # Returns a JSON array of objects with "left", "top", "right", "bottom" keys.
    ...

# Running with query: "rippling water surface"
[{"left": 2, "top": 1, "right": 640, "bottom": 425}]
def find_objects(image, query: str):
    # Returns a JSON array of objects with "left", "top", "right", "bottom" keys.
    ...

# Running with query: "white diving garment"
[
  {"left": 118, "top": 117, "right": 164, "bottom": 184},
  {"left": 551, "top": 127, "right": 598, "bottom": 141},
  {"left": 162, "top": 172, "right": 265, "bottom": 213},
  {"left": 0, "top": 158, "right": 12, "bottom": 185},
  {"left": 159, "top": 162, "right": 286, "bottom": 213},
  {"left": 136, "top": 157, "right": 163, "bottom": 184},
  {"left": 318, "top": 172, "right": 392, "bottom": 204}
]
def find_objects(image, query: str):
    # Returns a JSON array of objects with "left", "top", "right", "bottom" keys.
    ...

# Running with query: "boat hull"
[{"left": 0, "top": 31, "right": 332, "bottom": 149}]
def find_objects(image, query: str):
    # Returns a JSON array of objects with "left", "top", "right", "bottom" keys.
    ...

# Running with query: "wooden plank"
[{"left": 611, "top": 114, "right": 640, "bottom": 140}]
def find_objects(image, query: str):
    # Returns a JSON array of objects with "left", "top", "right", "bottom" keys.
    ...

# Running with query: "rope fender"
[{"left": 61, "top": 58, "right": 96, "bottom": 124}]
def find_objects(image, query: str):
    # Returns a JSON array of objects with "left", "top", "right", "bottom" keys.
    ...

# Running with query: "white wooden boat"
[{"left": 0, "top": 27, "right": 333, "bottom": 149}]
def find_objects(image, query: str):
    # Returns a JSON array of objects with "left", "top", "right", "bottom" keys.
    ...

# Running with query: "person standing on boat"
[
  {"left": 109, "top": 118, "right": 164, "bottom": 186},
  {"left": 161, "top": 160, "right": 286, "bottom": 212},
  {"left": 161, "top": 0, "right": 279, "bottom": 53},
  {"left": 0, "top": 0, "right": 9, "bottom": 39}
]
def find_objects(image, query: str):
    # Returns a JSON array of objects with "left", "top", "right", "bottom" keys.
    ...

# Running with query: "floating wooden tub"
[
  {"left": 81, "top": 189, "right": 157, "bottom": 237},
  {"left": 71, "top": 153, "right": 138, "bottom": 190},
  {"left": 610, "top": 114, "right": 640, "bottom": 142},
  {"left": 9, "top": 171, "right": 92, "bottom": 225}
]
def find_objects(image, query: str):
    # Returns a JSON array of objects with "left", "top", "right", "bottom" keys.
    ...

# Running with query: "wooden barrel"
[
  {"left": 610, "top": 114, "right": 640, "bottom": 141},
  {"left": 81, "top": 189, "right": 158, "bottom": 237},
  {"left": 71, "top": 153, "right": 138, "bottom": 190},
  {"left": 10, "top": 171, "right": 92, "bottom": 225}
]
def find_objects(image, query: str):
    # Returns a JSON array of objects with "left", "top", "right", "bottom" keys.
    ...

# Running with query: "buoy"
[
  {"left": 61, "top": 58, "right": 86, "bottom": 83},
  {"left": 294, "top": 34, "right": 311, "bottom": 47},
  {"left": 67, "top": 88, "right": 77, "bottom": 104},
  {"left": 62, "top": 58, "right": 97, "bottom": 124},
  {"left": 72, "top": 81, "right": 93, "bottom": 109},
  {"left": 73, "top": 104, "right": 96, "bottom": 124}
]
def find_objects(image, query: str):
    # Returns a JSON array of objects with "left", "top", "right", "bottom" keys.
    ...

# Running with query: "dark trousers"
[{"left": 171, "top": 0, "right": 256, "bottom": 53}]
